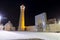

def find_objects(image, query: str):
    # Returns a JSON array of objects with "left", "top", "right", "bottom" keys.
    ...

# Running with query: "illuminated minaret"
[{"left": 18, "top": 5, "right": 25, "bottom": 31}]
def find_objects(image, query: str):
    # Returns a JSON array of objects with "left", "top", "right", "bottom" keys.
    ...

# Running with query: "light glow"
[{"left": 0, "top": 16, "right": 2, "bottom": 21}]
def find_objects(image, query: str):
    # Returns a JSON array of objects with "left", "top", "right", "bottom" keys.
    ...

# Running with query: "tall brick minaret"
[{"left": 18, "top": 5, "right": 25, "bottom": 31}]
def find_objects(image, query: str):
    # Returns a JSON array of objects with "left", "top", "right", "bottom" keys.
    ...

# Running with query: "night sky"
[{"left": 0, "top": 0, "right": 60, "bottom": 27}]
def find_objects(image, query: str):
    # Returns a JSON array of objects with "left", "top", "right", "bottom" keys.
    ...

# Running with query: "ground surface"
[{"left": 0, "top": 30, "right": 60, "bottom": 40}]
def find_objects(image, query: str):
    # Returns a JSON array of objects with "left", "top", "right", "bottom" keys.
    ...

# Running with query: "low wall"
[{"left": 46, "top": 24, "right": 60, "bottom": 32}]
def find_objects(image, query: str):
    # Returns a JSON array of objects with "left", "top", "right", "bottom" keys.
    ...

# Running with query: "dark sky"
[{"left": 0, "top": 0, "right": 60, "bottom": 27}]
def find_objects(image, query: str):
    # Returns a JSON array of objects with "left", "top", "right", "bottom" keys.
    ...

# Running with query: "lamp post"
[{"left": 0, "top": 15, "right": 7, "bottom": 30}]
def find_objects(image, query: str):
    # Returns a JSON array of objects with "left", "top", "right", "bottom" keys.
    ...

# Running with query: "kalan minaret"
[{"left": 18, "top": 5, "right": 25, "bottom": 31}]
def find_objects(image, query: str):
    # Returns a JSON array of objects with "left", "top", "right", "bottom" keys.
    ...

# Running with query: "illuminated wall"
[
  {"left": 25, "top": 26, "right": 36, "bottom": 31},
  {"left": 46, "top": 24, "right": 60, "bottom": 32}
]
